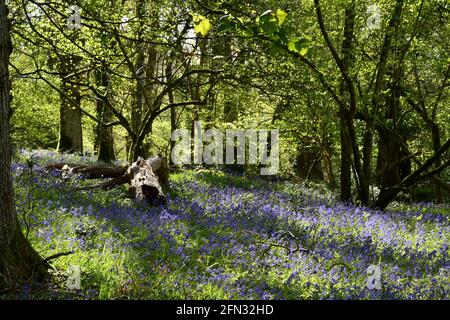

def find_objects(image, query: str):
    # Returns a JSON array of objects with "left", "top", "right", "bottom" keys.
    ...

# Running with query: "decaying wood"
[
  {"left": 46, "top": 163, "right": 127, "bottom": 178},
  {"left": 46, "top": 156, "right": 167, "bottom": 205},
  {"left": 148, "top": 153, "right": 169, "bottom": 186},
  {"left": 126, "top": 158, "right": 165, "bottom": 205}
]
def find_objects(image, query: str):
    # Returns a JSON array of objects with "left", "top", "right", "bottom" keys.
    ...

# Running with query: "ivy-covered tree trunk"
[
  {"left": 0, "top": 1, "right": 48, "bottom": 289},
  {"left": 58, "top": 54, "right": 83, "bottom": 153}
]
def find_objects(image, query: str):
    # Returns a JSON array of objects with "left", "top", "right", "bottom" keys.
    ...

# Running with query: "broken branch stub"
[{"left": 147, "top": 154, "right": 169, "bottom": 187}]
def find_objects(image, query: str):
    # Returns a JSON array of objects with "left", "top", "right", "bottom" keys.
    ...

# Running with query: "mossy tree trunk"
[{"left": 0, "top": 0, "right": 48, "bottom": 290}]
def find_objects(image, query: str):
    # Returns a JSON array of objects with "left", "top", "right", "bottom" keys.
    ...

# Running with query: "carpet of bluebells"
[{"left": 5, "top": 149, "right": 449, "bottom": 299}]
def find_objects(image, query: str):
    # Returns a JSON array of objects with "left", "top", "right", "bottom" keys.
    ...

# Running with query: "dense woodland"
[{"left": 0, "top": 0, "right": 449, "bottom": 299}]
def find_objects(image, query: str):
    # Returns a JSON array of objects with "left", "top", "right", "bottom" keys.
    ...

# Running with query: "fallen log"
[
  {"left": 77, "top": 175, "right": 131, "bottom": 191},
  {"left": 46, "top": 163, "right": 127, "bottom": 179},
  {"left": 46, "top": 156, "right": 166, "bottom": 206}
]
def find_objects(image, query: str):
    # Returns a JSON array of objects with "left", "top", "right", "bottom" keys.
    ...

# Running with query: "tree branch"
[{"left": 313, "top": 0, "right": 356, "bottom": 113}]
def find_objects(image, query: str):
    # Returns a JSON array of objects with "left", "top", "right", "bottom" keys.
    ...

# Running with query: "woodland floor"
[{"left": 2, "top": 149, "right": 449, "bottom": 299}]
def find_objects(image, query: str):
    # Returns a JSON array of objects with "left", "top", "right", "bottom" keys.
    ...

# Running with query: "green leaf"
[
  {"left": 288, "top": 38, "right": 310, "bottom": 56},
  {"left": 193, "top": 14, "right": 211, "bottom": 36},
  {"left": 259, "top": 11, "right": 278, "bottom": 37},
  {"left": 276, "top": 9, "right": 287, "bottom": 26},
  {"left": 217, "top": 15, "right": 238, "bottom": 32}
]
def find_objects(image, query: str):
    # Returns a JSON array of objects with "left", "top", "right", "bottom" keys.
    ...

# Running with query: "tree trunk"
[
  {"left": 0, "top": 1, "right": 48, "bottom": 289},
  {"left": 339, "top": 119, "right": 352, "bottom": 202},
  {"left": 431, "top": 125, "right": 442, "bottom": 201},
  {"left": 360, "top": 123, "right": 373, "bottom": 205},
  {"left": 338, "top": 4, "right": 355, "bottom": 202},
  {"left": 375, "top": 66, "right": 405, "bottom": 190},
  {"left": 189, "top": 37, "right": 207, "bottom": 164},
  {"left": 58, "top": 54, "right": 83, "bottom": 153},
  {"left": 95, "top": 63, "right": 115, "bottom": 163},
  {"left": 129, "top": 0, "right": 147, "bottom": 162},
  {"left": 376, "top": 131, "right": 401, "bottom": 187},
  {"left": 129, "top": 138, "right": 148, "bottom": 162},
  {"left": 321, "top": 133, "right": 336, "bottom": 187},
  {"left": 371, "top": 0, "right": 405, "bottom": 207},
  {"left": 209, "top": 32, "right": 231, "bottom": 125},
  {"left": 168, "top": 72, "right": 177, "bottom": 165}
]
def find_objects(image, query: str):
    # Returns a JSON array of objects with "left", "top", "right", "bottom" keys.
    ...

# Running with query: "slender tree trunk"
[
  {"left": 207, "top": 33, "right": 230, "bottom": 126},
  {"left": 169, "top": 84, "right": 177, "bottom": 165},
  {"left": 128, "top": 0, "right": 146, "bottom": 162},
  {"left": 189, "top": 37, "right": 207, "bottom": 163},
  {"left": 339, "top": 119, "right": 352, "bottom": 201},
  {"left": 0, "top": 1, "right": 48, "bottom": 289},
  {"left": 339, "top": 5, "right": 355, "bottom": 202},
  {"left": 128, "top": 0, "right": 161, "bottom": 162},
  {"left": 431, "top": 125, "right": 442, "bottom": 201},
  {"left": 361, "top": 118, "right": 374, "bottom": 204},
  {"left": 164, "top": 58, "right": 177, "bottom": 165},
  {"left": 297, "top": 146, "right": 324, "bottom": 180},
  {"left": 95, "top": 63, "right": 115, "bottom": 163},
  {"left": 321, "top": 132, "right": 336, "bottom": 187}
]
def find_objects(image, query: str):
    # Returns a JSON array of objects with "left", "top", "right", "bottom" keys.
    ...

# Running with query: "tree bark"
[
  {"left": 127, "top": 158, "right": 166, "bottom": 205},
  {"left": 372, "top": 0, "right": 405, "bottom": 197},
  {"left": 321, "top": 133, "right": 336, "bottom": 187},
  {"left": 338, "top": 4, "right": 355, "bottom": 202},
  {"left": 339, "top": 119, "right": 352, "bottom": 201},
  {"left": 0, "top": 1, "right": 48, "bottom": 289},
  {"left": 58, "top": 53, "right": 83, "bottom": 153},
  {"left": 168, "top": 64, "right": 177, "bottom": 165},
  {"left": 431, "top": 125, "right": 442, "bottom": 201},
  {"left": 128, "top": 0, "right": 148, "bottom": 162},
  {"left": 95, "top": 63, "right": 115, "bottom": 163},
  {"left": 46, "top": 163, "right": 127, "bottom": 178}
]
